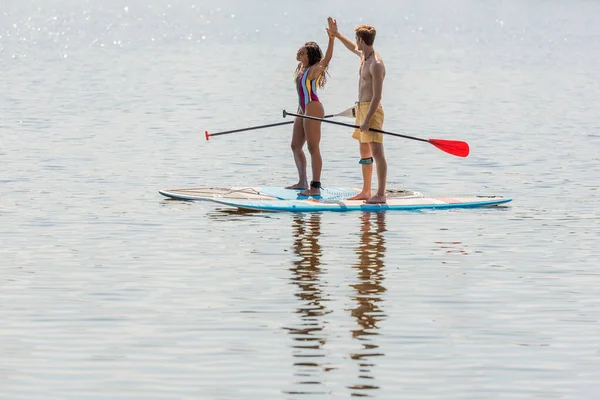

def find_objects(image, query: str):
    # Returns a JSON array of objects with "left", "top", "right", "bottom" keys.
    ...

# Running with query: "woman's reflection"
[
  {"left": 348, "top": 211, "right": 387, "bottom": 395},
  {"left": 283, "top": 213, "right": 330, "bottom": 396}
]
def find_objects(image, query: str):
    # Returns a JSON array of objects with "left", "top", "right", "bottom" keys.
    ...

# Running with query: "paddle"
[
  {"left": 283, "top": 110, "right": 470, "bottom": 157},
  {"left": 205, "top": 105, "right": 357, "bottom": 140}
]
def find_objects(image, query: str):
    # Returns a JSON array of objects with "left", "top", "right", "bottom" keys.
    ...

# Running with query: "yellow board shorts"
[{"left": 352, "top": 102, "right": 384, "bottom": 143}]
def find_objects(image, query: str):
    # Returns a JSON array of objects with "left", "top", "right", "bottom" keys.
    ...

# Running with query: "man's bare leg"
[
  {"left": 366, "top": 142, "right": 387, "bottom": 204},
  {"left": 348, "top": 142, "right": 373, "bottom": 200}
]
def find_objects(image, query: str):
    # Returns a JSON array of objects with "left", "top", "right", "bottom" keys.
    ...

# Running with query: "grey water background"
[{"left": 1, "top": 0, "right": 599, "bottom": 398}]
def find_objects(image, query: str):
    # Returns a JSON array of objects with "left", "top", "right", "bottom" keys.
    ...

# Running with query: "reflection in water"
[
  {"left": 434, "top": 240, "right": 469, "bottom": 261},
  {"left": 283, "top": 212, "right": 388, "bottom": 397},
  {"left": 205, "top": 206, "right": 266, "bottom": 221},
  {"left": 348, "top": 212, "right": 387, "bottom": 396},
  {"left": 283, "top": 213, "right": 330, "bottom": 396}
]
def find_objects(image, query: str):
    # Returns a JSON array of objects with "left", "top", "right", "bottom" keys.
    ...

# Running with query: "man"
[{"left": 329, "top": 20, "right": 388, "bottom": 204}]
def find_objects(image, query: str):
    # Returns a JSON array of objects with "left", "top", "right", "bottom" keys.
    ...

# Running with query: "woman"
[{"left": 286, "top": 18, "right": 336, "bottom": 197}]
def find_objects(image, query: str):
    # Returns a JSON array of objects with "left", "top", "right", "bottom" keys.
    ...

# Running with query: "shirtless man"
[{"left": 328, "top": 20, "right": 388, "bottom": 204}]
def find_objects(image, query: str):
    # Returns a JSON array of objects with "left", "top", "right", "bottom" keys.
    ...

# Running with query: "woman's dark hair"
[{"left": 295, "top": 41, "right": 328, "bottom": 88}]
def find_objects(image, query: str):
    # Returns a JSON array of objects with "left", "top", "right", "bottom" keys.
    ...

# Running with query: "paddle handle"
[{"left": 206, "top": 121, "right": 294, "bottom": 140}]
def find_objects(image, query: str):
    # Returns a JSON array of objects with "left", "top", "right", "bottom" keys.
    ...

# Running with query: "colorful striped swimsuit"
[{"left": 295, "top": 67, "right": 321, "bottom": 114}]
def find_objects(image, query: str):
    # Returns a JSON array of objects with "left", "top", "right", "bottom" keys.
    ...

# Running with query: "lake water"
[{"left": 1, "top": 0, "right": 599, "bottom": 399}]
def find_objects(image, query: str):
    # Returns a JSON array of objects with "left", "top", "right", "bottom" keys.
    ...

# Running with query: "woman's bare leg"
[
  {"left": 298, "top": 102, "right": 324, "bottom": 196},
  {"left": 285, "top": 117, "right": 308, "bottom": 190}
]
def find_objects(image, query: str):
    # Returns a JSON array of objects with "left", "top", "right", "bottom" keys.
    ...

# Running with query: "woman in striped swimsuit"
[{"left": 286, "top": 17, "right": 336, "bottom": 197}]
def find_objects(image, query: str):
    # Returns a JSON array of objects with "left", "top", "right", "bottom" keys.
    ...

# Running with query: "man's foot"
[
  {"left": 298, "top": 188, "right": 321, "bottom": 197},
  {"left": 366, "top": 194, "right": 387, "bottom": 204},
  {"left": 285, "top": 183, "right": 308, "bottom": 190},
  {"left": 348, "top": 191, "right": 371, "bottom": 201}
]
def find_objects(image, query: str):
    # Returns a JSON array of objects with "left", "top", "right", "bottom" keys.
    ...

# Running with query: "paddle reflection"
[
  {"left": 348, "top": 211, "right": 387, "bottom": 396},
  {"left": 283, "top": 213, "right": 330, "bottom": 396}
]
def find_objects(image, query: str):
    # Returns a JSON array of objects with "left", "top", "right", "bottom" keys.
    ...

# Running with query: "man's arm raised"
[{"left": 327, "top": 17, "right": 362, "bottom": 57}]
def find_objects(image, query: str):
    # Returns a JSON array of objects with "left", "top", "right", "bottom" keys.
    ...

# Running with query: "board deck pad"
[
  {"left": 259, "top": 186, "right": 361, "bottom": 201},
  {"left": 159, "top": 186, "right": 511, "bottom": 212}
]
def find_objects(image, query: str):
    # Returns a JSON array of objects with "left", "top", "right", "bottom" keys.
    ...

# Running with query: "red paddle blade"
[
  {"left": 428, "top": 139, "right": 470, "bottom": 157},
  {"left": 205, "top": 130, "right": 210, "bottom": 141}
]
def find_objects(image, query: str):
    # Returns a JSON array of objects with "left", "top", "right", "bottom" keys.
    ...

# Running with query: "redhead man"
[{"left": 328, "top": 20, "right": 388, "bottom": 204}]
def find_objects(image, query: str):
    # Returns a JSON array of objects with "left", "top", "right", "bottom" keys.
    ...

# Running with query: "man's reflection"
[
  {"left": 348, "top": 211, "right": 387, "bottom": 395},
  {"left": 283, "top": 213, "right": 329, "bottom": 396}
]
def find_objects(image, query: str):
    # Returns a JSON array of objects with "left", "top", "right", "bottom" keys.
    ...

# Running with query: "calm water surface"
[{"left": 1, "top": 0, "right": 599, "bottom": 399}]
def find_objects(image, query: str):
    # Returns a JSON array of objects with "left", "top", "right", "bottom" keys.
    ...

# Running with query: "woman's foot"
[
  {"left": 299, "top": 181, "right": 322, "bottom": 197},
  {"left": 285, "top": 182, "right": 308, "bottom": 190},
  {"left": 298, "top": 188, "right": 321, "bottom": 197}
]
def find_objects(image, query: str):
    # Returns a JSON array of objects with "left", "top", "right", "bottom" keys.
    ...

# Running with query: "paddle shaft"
[
  {"left": 207, "top": 111, "right": 347, "bottom": 138},
  {"left": 283, "top": 110, "right": 428, "bottom": 143},
  {"left": 208, "top": 121, "right": 292, "bottom": 137}
]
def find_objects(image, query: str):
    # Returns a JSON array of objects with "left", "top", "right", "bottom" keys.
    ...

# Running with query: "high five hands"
[{"left": 327, "top": 17, "right": 338, "bottom": 38}]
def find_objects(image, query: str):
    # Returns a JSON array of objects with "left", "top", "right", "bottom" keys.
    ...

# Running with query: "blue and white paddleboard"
[{"left": 158, "top": 186, "right": 512, "bottom": 212}]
